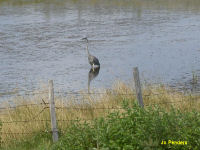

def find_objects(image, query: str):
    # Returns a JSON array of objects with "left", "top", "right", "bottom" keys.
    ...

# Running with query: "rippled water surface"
[{"left": 0, "top": 0, "right": 200, "bottom": 96}]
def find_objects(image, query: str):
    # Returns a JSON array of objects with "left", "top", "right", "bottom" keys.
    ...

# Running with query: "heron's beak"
[{"left": 82, "top": 37, "right": 88, "bottom": 43}]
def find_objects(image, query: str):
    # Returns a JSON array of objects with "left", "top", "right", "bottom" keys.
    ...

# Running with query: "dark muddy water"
[{"left": 0, "top": 0, "right": 200, "bottom": 96}]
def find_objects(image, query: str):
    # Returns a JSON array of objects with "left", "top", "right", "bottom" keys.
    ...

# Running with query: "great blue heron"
[{"left": 82, "top": 37, "right": 100, "bottom": 68}]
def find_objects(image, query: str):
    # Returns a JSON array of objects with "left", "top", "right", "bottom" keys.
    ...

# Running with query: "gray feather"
[{"left": 88, "top": 54, "right": 100, "bottom": 66}]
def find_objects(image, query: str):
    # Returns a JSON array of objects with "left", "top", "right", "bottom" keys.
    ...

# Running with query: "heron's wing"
[{"left": 89, "top": 55, "right": 100, "bottom": 65}]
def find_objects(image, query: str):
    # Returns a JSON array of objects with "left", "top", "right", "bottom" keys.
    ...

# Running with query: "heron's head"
[{"left": 82, "top": 37, "right": 88, "bottom": 43}]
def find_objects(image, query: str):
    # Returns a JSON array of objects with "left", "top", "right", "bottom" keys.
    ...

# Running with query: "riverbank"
[{"left": 0, "top": 81, "right": 200, "bottom": 149}]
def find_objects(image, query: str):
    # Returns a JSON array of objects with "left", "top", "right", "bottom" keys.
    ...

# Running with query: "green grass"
[
  {"left": 51, "top": 101, "right": 200, "bottom": 150},
  {"left": 1, "top": 132, "right": 52, "bottom": 150}
]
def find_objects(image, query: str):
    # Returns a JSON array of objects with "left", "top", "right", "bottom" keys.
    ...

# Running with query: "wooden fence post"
[
  {"left": 48, "top": 80, "right": 59, "bottom": 142},
  {"left": 133, "top": 67, "right": 144, "bottom": 107}
]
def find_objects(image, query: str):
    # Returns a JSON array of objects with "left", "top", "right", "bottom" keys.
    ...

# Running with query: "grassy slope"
[{"left": 0, "top": 82, "right": 200, "bottom": 149}]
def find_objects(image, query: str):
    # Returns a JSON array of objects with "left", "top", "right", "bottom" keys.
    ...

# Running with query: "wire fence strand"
[
  {"left": 55, "top": 106, "right": 125, "bottom": 110},
  {"left": 0, "top": 103, "right": 49, "bottom": 110},
  {"left": 1, "top": 106, "right": 48, "bottom": 124}
]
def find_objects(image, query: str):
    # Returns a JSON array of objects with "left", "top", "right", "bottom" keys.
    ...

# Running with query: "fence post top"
[
  {"left": 48, "top": 80, "right": 53, "bottom": 83},
  {"left": 48, "top": 80, "right": 54, "bottom": 87}
]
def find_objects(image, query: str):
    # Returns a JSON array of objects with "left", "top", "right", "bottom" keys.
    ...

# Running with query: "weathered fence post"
[
  {"left": 133, "top": 67, "right": 144, "bottom": 107},
  {"left": 48, "top": 80, "right": 59, "bottom": 142}
]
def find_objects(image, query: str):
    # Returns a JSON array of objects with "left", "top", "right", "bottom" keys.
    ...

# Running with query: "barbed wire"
[
  {"left": 145, "top": 100, "right": 186, "bottom": 106},
  {"left": 55, "top": 106, "right": 124, "bottom": 110},
  {"left": 0, "top": 99, "right": 48, "bottom": 110},
  {"left": 0, "top": 132, "right": 36, "bottom": 135},
  {"left": 0, "top": 103, "right": 49, "bottom": 110},
  {"left": 1, "top": 120, "right": 51, "bottom": 123},
  {"left": 57, "top": 119, "right": 93, "bottom": 122},
  {"left": 1, "top": 106, "right": 48, "bottom": 124},
  {"left": 54, "top": 91, "right": 136, "bottom": 96}
]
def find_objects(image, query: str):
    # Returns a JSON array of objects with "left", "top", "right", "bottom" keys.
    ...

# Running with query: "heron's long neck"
[{"left": 86, "top": 42, "right": 90, "bottom": 56}]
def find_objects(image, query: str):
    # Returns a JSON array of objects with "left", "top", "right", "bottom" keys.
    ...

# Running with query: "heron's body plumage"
[{"left": 88, "top": 54, "right": 100, "bottom": 66}]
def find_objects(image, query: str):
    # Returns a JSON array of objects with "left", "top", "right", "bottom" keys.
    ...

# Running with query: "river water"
[{"left": 0, "top": 0, "right": 200, "bottom": 96}]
